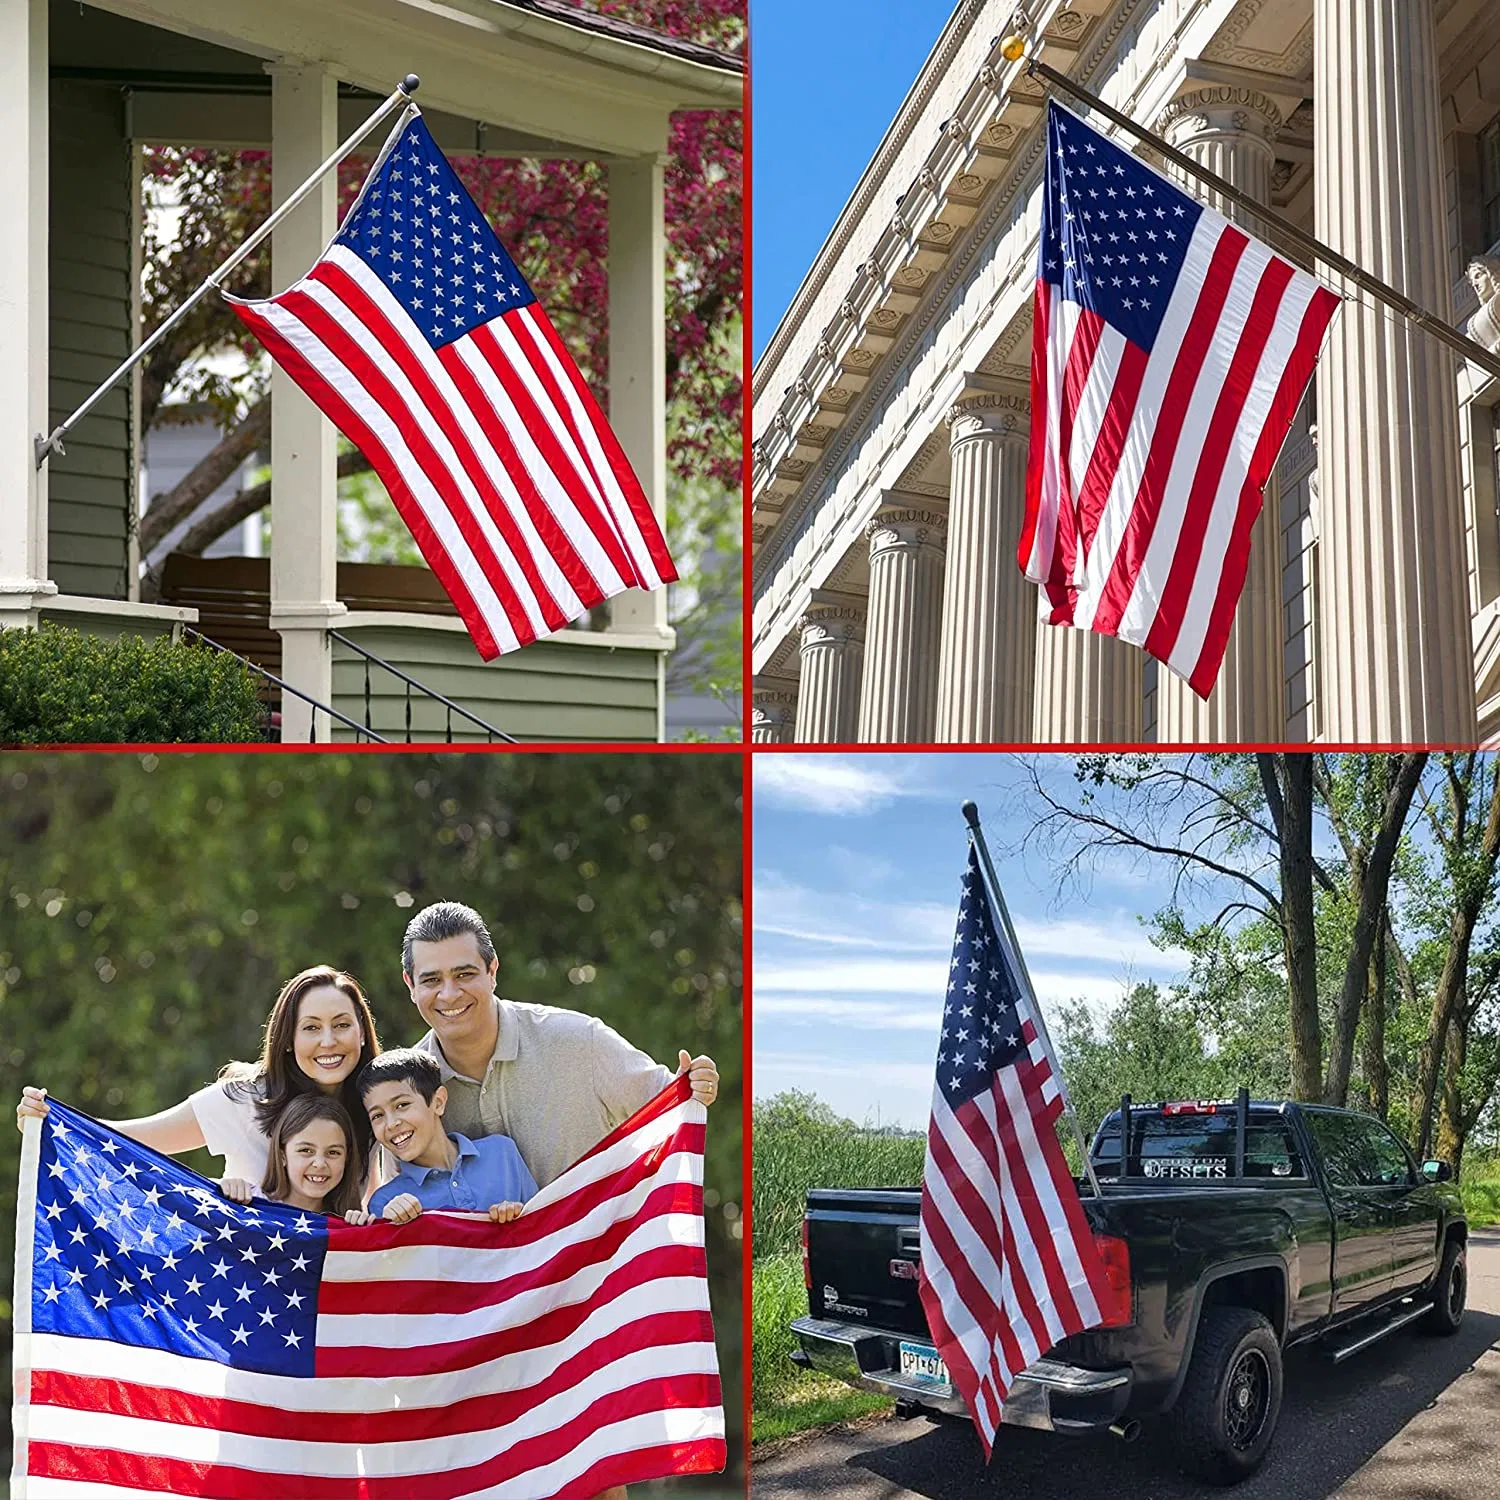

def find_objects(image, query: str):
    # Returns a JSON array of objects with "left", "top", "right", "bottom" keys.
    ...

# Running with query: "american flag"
[
  {"left": 228, "top": 109, "right": 677, "bottom": 661},
  {"left": 11, "top": 1079, "right": 723, "bottom": 1498},
  {"left": 917, "top": 846, "right": 1117, "bottom": 1456},
  {"left": 1021, "top": 101, "right": 1339, "bottom": 697}
]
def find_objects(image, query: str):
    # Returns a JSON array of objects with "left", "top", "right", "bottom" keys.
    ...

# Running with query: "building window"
[{"left": 1482, "top": 117, "right": 1500, "bottom": 251}]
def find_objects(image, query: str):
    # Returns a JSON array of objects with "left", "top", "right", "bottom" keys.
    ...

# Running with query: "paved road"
[{"left": 751, "top": 1230, "right": 1500, "bottom": 1500}]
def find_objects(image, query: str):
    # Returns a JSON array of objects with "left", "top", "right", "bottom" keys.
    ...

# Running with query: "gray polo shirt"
[{"left": 413, "top": 998, "right": 674, "bottom": 1188}]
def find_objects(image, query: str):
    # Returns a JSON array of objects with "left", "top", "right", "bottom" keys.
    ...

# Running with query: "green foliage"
[
  {"left": 750, "top": 1251, "right": 890, "bottom": 1446},
  {"left": 0, "top": 751, "right": 744, "bottom": 1466},
  {"left": 0, "top": 628, "right": 265, "bottom": 745},
  {"left": 751, "top": 1090, "right": 924, "bottom": 1261},
  {"left": 1460, "top": 1152, "right": 1500, "bottom": 1226}
]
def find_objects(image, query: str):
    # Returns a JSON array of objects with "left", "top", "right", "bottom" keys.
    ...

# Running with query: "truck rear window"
[{"left": 1092, "top": 1113, "right": 1306, "bottom": 1181}]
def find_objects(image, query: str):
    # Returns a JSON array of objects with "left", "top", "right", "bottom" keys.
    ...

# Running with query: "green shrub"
[{"left": 0, "top": 625, "right": 267, "bottom": 744}]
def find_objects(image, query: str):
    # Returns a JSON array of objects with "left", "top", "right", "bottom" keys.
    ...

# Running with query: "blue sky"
[
  {"left": 750, "top": 0, "right": 952, "bottom": 359},
  {"left": 752, "top": 753, "right": 1228, "bottom": 1128}
]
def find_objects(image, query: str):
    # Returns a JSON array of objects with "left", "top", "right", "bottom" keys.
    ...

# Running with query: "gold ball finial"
[{"left": 1001, "top": 32, "right": 1028, "bottom": 62}]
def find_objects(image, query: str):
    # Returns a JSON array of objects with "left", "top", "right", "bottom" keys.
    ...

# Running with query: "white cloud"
[
  {"left": 754, "top": 755, "right": 930, "bottom": 815},
  {"left": 751, "top": 994, "right": 942, "bottom": 1030}
]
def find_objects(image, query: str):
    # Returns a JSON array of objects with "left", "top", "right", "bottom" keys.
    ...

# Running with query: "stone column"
[
  {"left": 0, "top": 0, "right": 51, "bottom": 629},
  {"left": 751, "top": 676, "right": 798, "bottom": 742},
  {"left": 794, "top": 594, "right": 865, "bottom": 743},
  {"left": 858, "top": 497, "right": 947, "bottom": 742},
  {"left": 1313, "top": 2, "right": 1476, "bottom": 742},
  {"left": 268, "top": 63, "right": 344, "bottom": 741},
  {"left": 1033, "top": 628, "right": 1142, "bottom": 743},
  {"left": 935, "top": 395, "right": 1032, "bottom": 741},
  {"left": 1153, "top": 87, "right": 1287, "bottom": 743}
]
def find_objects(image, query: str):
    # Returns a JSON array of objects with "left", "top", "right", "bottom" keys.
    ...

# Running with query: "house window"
[{"left": 1482, "top": 117, "right": 1500, "bottom": 251}]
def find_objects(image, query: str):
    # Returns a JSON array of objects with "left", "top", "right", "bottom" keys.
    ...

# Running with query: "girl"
[
  {"left": 222, "top": 1093, "right": 375, "bottom": 1224},
  {"left": 17, "top": 965, "right": 383, "bottom": 1200}
]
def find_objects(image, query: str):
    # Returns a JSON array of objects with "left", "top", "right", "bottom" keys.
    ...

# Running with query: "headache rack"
[{"left": 1108, "top": 1086, "right": 1287, "bottom": 1183}]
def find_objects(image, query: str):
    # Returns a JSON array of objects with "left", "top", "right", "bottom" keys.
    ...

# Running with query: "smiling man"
[{"left": 401, "top": 899, "right": 720, "bottom": 1190}]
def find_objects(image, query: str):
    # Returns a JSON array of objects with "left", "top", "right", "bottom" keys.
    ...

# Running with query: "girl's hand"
[
  {"left": 382, "top": 1193, "right": 423, "bottom": 1224},
  {"left": 218, "top": 1178, "right": 254, "bottom": 1204},
  {"left": 677, "top": 1051, "right": 719, "bottom": 1107},
  {"left": 343, "top": 1210, "right": 375, "bottom": 1226},
  {"left": 488, "top": 1201, "right": 524, "bottom": 1223},
  {"left": 16, "top": 1086, "right": 49, "bottom": 1133}
]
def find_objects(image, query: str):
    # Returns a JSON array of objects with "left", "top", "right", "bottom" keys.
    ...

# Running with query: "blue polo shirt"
[{"left": 369, "top": 1131, "right": 537, "bottom": 1216}]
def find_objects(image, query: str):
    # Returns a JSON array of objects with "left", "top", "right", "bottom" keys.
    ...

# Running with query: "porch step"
[{"left": 1324, "top": 1296, "right": 1433, "bottom": 1363}]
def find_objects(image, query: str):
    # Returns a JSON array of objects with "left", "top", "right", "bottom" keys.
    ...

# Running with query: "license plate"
[{"left": 899, "top": 1340, "right": 951, "bottom": 1387}]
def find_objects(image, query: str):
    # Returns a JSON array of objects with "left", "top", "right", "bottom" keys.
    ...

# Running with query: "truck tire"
[
  {"left": 1422, "top": 1238, "right": 1466, "bottom": 1336},
  {"left": 1170, "top": 1306, "right": 1283, "bottom": 1485}
]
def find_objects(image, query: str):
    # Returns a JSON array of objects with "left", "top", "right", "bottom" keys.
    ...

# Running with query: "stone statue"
[{"left": 1465, "top": 255, "right": 1500, "bottom": 353}]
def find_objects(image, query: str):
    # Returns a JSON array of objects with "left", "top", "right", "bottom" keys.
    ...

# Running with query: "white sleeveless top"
[{"left": 188, "top": 1079, "right": 270, "bottom": 1185}]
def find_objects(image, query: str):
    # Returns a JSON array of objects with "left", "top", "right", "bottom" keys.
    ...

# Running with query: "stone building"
[{"left": 750, "top": 0, "right": 1500, "bottom": 746}]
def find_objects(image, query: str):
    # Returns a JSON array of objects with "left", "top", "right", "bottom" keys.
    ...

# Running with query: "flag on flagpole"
[
  {"left": 11, "top": 1078, "right": 723, "bottom": 1498},
  {"left": 227, "top": 109, "right": 677, "bottom": 661},
  {"left": 917, "top": 845, "right": 1118, "bottom": 1457},
  {"left": 1020, "top": 101, "right": 1339, "bottom": 697}
]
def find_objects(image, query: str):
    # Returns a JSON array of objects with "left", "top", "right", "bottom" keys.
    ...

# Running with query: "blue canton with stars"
[
  {"left": 29, "top": 1103, "right": 327, "bottom": 1376},
  {"left": 1039, "top": 100, "right": 1204, "bottom": 354},
  {"left": 335, "top": 112, "right": 537, "bottom": 350},
  {"left": 937, "top": 847, "right": 1027, "bottom": 1106}
]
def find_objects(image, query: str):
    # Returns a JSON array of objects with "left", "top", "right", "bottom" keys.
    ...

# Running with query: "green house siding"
[
  {"left": 48, "top": 80, "right": 134, "bottom": 601},
  {"left": 331, "top": 626, "right": 662, "bottom": 742}
]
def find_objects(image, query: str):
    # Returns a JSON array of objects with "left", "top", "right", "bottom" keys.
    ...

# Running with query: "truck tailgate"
[{"left": 805, "top": 1186, "right": 927, "bottom": 1337}]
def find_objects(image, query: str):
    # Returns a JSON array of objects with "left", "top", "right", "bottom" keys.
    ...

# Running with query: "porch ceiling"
[{"left": 74, "top": 0, "right": 740, "bottom": 157}]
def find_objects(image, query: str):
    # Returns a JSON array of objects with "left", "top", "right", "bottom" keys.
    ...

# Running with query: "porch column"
[
  {"left": 0, "top": 0, "right": 51, "bottom": 629},
  {"left": 268, "top": 63, "right": 343, "bottom": 741},
  {"left": 934, "top": 395, "right": 1032, "bottom": 741},
  {"left": 857, "top": 497, "right": 947, "bottom": 742},
  {"left": 1154, "top": 88, "right": 1286, "bottom": 743},
  {"left": 1312, "top": 1, "right": 1476, "bottom": 741},
  {"left": 794, "top": 593, "right": 865, "bottom": 743},
  {"left": 607, "top": 148, "right": 673, "bottom": 737},
  {"left": 751, "top": 675, "right": 799, "bottom": 742}
]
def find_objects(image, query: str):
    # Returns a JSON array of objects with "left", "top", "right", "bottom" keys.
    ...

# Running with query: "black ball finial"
[
  {"left": 401, "top": 74, "right": 421, "bottom": 95},
  {"left": 961, "top": 800, "right": 981, "bottom": 828}
]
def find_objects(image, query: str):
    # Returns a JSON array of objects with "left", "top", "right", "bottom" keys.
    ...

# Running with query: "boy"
[{"left": 357, "top": 1047, "right": 536, "bottom": 1223}]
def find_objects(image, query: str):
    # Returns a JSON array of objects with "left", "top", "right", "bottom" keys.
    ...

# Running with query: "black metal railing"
[
  {"left": 328, "top": 630, "right": 515, "bottom": 743},
  {"left": 182, "top": 628, "right": 389, "bottom": 744}
]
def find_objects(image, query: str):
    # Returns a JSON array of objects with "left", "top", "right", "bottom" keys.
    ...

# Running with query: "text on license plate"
[{"left": 899, "top": 1341, "right": 951, "bottom": 1386}]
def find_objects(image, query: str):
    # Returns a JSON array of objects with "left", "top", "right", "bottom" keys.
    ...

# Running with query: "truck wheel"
[
  {"left": 1171, "top": 1307, "right": 1283, "bottom": 1485},
  {"left": 1422, "top": 1239, "right": 1466, "bottom": 1336}
]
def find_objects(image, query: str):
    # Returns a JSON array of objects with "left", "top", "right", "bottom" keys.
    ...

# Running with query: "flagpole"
[
  {"left": 34, "top": 74, "right": 423, "bottom": 470},
  {"left": 960, "top": 799, "right": 1104, "bottom": 1197},
  {"left": 1015, "top": 51, "right": 1500, "bottom": 388},
  {"left": 11, "top": 1112, "right": 41, "bottom": 1498}
]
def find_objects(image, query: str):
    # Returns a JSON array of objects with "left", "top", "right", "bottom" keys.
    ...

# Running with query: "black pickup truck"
[{"left": 789, "top": 1096, "right": 1468, "bottom": 1483}]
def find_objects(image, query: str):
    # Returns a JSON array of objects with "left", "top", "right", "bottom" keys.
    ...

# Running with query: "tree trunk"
[
  {"left": 1262, "top": 753, "right": 1322, "bottom": 1100},
  {"left": 1434, "top": 1003, "right": 1465, "bottom": 1177},
  {"left": 1412, "top": 763, "right": 1500, "bottom": 1158},
  {"left": 1323, "top": 752, "right": 1426, "bottom": 1105},
  {"left": 1361, "top": 916, "right": 1389, "bottom": 1118}
]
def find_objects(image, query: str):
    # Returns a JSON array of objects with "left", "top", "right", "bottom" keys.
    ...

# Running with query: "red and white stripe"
[
  {"left": 228, "top": 245, "right": 676, "bottom": 662},
  {"left": 918, "top": 1000, "right": 1111, "bottom": 1458},
  {"left": 1021, "top": 200, "right": 1338, "bottom": 698},
  {"left": 14, "top": 1082, "right": 724, "bottom": 1499}
]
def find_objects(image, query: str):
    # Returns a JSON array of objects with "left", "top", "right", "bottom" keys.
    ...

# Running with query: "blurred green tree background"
[{"left": 0, "top": 750, "right": 744, "bottom": 1484}]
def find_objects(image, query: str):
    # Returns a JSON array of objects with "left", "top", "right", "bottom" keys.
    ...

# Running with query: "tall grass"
[
  {"left": 752, "top": 1092, "right": 926, "bottom": 1260},
  {"left": 1461, "top": 1153, "right": 1500, "bottom": 1228},
  {"left": 751, "top": 1093, "right": 926, "bottom": 1445}
]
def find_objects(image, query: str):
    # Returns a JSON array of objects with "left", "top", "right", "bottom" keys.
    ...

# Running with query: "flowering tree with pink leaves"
[{"left": 137, "top": 0, "right": 742, "bottom": 724}]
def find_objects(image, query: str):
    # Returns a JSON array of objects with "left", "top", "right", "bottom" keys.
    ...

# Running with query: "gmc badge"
[{"left": 889, "top": 1258, "right": 919, "bottom": 1281}]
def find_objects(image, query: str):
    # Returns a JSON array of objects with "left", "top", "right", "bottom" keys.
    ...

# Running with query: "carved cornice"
[
  {"left": 798, "top": 607, "right": 866, "bottom": 649},
  {"left": 1157, "top": 86, "right": 1284, "bottom": 143}
]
